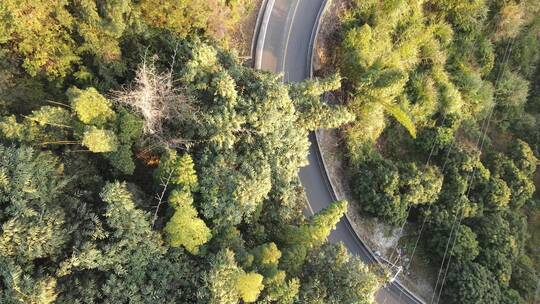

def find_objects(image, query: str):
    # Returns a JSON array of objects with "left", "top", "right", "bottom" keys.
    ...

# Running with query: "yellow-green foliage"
[
  {"left": 155, "top": 150, "right": 199, "bottom": 189},
  {"left": 345, "top": 101, "right": 386, "bottom": 157},
  {"left": 68, "top": 87, "right": 116, "bottom": 126},
  {"left": 164, "top": 194, "right": 211, "bottom": 254},
  {"left": 138, "top": 0, "right": 253, "bottom": 40},
  {"left": 16, "top": 276, "right": 59, "bottom": 304},
  {"left": 26, "top": 106, "right": 72, "bottom": 127},
  {"left": 160, "top": 152, "right": 211, "bottom": 254},
  {"left": 340, "top": 0, "right": 484, "bottom": 143},
  {"left": 290, "top": 74, "right": 356, "bottom": 131},
  {"left": 0, "top": 0, "right": 137, "bottom": 80},
  {"left": 0, "top": 0, "right": 78, "bottom": 78},
  {"left": 253, "top": 242, "right": 281, "bottom": 265},
  {"left": 235, "top": 272, "right": 264, "bottom": 303},
  {"left": 380, "top": 101, "right": 416, "bottom": 138},
  {"left": 0, "top": 107, "right": 72, "bottom": 144},
  {"left": 82, "top": 127, "right": 118, "bottom": 152},
  {"left": 282, "top": 200, "right": 347, "bottom": 248}
]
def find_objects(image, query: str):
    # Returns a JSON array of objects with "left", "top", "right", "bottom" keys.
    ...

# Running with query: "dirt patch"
[
  {"left": 313, "top": 0, "right": 348, "bottom": 78},
  {"left": 317, "top": 128, "right": 401, "bottom": 253},
  {"left": 228, "top": 0, "right": 263, "bottom": 58}
]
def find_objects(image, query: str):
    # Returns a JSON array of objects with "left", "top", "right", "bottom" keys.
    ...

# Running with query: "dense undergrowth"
[{"left": 336, "top": 0, "right": 540, "bottom": 303}]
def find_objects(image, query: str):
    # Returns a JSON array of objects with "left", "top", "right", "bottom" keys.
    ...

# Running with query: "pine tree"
[
  {"left": 279, "top": 200, "right": 347, "bottom": 274},
  {"left": 155, "top": 149, "right": 198, "bottom": 189},
  {"left": 164, "top": 190, "right": 211, "bottom": 254},
  {"left": 156, "top": 151, "right": 211, "bottom": 254}
]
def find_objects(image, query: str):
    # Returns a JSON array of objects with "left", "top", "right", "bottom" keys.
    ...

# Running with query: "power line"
[
  {"left": 431, "top": 36, "right": 516, "bottom": 304},
  {"left": 388, "top": 123, "right": 439, "bottom": 265}
]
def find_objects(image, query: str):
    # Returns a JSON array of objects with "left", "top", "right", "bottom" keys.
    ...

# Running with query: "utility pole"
[
  {"left": 374, "top": 251, "right": 403, "bottom": 282},
  {"left": 390, "top": 266, "right": 403, "bottom": 283}
]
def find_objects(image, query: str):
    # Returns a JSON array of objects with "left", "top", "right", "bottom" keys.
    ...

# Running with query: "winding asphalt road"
[{"left": 254, "top": 0, "right": 425, "bottom": 303}]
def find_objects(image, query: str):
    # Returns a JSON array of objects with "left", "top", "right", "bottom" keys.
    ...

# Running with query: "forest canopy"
[
  {"left": 332, "top": 0, "right": 540, "bottom": 303},
  {"left": 0, "top": 1, "right": 378, "bottom": 303},
  {"left": 1, "top": 0, "right": 539, "bottom": 303}
]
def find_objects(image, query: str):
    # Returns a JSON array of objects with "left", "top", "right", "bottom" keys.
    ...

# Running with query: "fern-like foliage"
[{"left": 380, "top": 101, "right": 417, "bottom": 138}]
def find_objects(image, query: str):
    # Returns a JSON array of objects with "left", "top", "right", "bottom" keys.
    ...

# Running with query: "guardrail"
[
  {"left": 250, "top": 0, "right": 269, "bottom": 60},
  {"left": 307, "top": 1, "right": 425, "bottom": 304},
  {"left": 253, "top": 0, "right": 276, "bottom": 69}
]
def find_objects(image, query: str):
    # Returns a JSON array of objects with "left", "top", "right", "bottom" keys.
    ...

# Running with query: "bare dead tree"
[
  {"left": 112, "top": 47, "right": 195, "bottom": 149},
  {"left": 113, "top": 58, "right": 180, "bottom": 135}
]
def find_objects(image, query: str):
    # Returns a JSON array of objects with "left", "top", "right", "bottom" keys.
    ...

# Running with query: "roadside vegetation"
[
  {"left": 321, "top": 0, "right": 540, "bottom": 303},
  {"left": 0, "top": 1, "right": 380, "bottom": 303}
]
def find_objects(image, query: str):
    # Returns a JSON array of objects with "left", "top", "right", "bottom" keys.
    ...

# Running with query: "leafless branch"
[
  {"left": 112, "top": 52, "right": 193, "bottom": 147},
  {"left": 152, "top": 170, "right": 174, "bottom": 228}
]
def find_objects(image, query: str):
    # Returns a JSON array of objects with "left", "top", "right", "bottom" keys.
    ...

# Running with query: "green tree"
[
  {"left": 279, "top": 200, "right": 347, "bottom": 274},
  {"left": 472, "top": 212, "right": 519, "bottom": 286},
  {"left": 340, "top": 0, "right": 455, "bottom": 143},
  {"left": 0, "top": 262, "right": 59, "bottom": 304},
  {"left": 298, "top": 243, "right": 379, "bottom": 304},
  {"left": 0, "top": 0, "right": 137, "bottom": 82},
  {"left": 0, "top": 146, "right": 69, "bottom": 262},
  {"left": 0, "top": 112, "right": 70, "bottom": 146},
  {"left": 56, "top": 182, "right": 179, "bottom": 302},
  {"left": 281, "top": 200, "right": 347, "bottom": 248},
  {"left": 486, "top": 151, "right": 536, "bottom": 208},
  {"left": 350, "top": 156, "right": 442, "bottom": 225},
  {"left": 500, "top": 288, "right": 526, "bottom": 304},
  {"left": 138, "top": 0, "right": 252, "bottom": 40},
  {"left": 350, "top": 157, "right": 405, "bottom": 225},
  {"left": 426, "top": 144, "right": 488, "bottom": 224},
  {"left": 235, "top": 272, "right": 264, "bottom": 303},
  {"left": 155, "top": 149, "right": 198, "bottom": 190},
  {"left": 0, "top": 86, "right": 141, "bottom": 174},
  {"left": 289, "top": 74, "right": 355, "bottom": 130},
  {"left": 81, "top": 127, "right": 119, "bottom": 152},
  {"left": 494, "top": 70, "right": 530, "bottom": 130},
  {"left": 510, "top": 254, "right": 538, "bottom": 301},
  {"left": 426, "top": 224, "right": 479, "bottom": 262},
  {"left": 105, "top": 107, "right": 143, "bottom": 175},
  {"left": 164, "top": 189, "right": 211, "bottom": 254},
  {"left": 427, "top": 0, "right": 488, "bottom": 32},
  {"left": 399, "top": 163, "right": 443, "bottom": 206},
  {"left": 492, "top": 2, "right": 526, "bottom": 42},
  {"left": 201, "top": 248, "right": 264, "bottom": 304},
  {"left": 508, "top": 139, "right": 538, "bottom": 176},
  {"left": 0, "top": 0, "right": 78, "bottom": 78},
  {"left": 414, "top": 117, "right": 458, "bottom": 157},
  {"left": 68, "top": 87, "right": 116, "bottom": 126},
  {"left": 481, "top": 176, "right": 511, "bottom": 210},
  {"left": 249, "top": 242, "right": 300, "bottom": 304},
  {"left": 251, "top": 242, "right": 281, "bottom": 278},
  {"left": 442, "top": 261, "right": 502, "bottom": 304},
  {"left": 156, "top": 151, "right": 211, "bottom": 254}
]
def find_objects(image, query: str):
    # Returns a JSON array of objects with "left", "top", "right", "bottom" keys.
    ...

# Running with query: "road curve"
[{"left": 252, "top": 1, "right": 425, "bottom": 304}]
